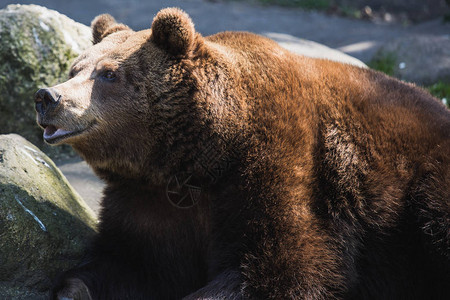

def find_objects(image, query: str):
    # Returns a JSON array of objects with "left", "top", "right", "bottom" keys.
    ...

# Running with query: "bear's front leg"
[
  {"left": 52, "top": 277, "right": 92, "bottom": 300},
  {"left": 51, "top": 257, "right": 155, "bottom": 300},
  {"left": 182, "top": 270, "right": 243, "bottom": 300}
]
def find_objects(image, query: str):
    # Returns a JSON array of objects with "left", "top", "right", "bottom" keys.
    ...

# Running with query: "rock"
[
  {"left": 374, "top": 34, "right": 450, "bottom": 85},
  {"left": 0, "top": 134, "right": 97, "bottom": 298},
  {"left": 0, "top": 4, "right": 91, "bottom": 159},
  {"left": 265, "top": 32, "right": 367, "bottom": 69}
]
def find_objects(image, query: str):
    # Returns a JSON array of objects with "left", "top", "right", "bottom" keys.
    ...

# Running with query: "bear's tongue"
[{"left": 43, "top": 125, "right": 72, "bottom": 140}]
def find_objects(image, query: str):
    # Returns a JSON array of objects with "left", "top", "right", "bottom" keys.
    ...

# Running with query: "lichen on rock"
[
  {"left": 0, "top": 134, "right": 97, "bottom": 298},
  {"left": 0, "top": 4, "right": 91, "bottom": 158}
]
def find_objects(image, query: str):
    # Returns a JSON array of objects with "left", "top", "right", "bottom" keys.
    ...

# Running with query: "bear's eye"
[{"left": 101, "top": 70, "right": 116, "bottom": 82}]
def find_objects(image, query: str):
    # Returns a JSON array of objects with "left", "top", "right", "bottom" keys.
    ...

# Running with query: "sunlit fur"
[{"left": 47, "top": 7, "right": 450, "bottom": 300}]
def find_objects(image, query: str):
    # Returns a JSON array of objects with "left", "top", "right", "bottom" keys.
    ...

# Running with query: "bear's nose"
[{"left": 35, "top": 88, "right": 61, "bottom": 115}]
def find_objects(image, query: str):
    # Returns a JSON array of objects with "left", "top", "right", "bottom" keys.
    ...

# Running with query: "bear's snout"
[{"left": 35, "top": 88, "right": 61, "bottom": 116}]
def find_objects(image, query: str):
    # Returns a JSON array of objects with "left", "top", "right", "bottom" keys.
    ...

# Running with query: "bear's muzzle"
[{"left": 35, "top": 87, "right": 61, "bottom": 116}]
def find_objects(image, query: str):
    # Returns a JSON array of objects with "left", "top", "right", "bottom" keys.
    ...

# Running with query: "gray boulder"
[
  {"left": 0, "top": 134, "right": 97, "bottom": 298},
  {"left": 374, "top": 34, "right": 450, "bottom": 85},
  {"left": 264, "top": 32, "right": 367, "bottom": 69},
  {"left": 0, "top": 4, "right": 91, "bottom": 158}
]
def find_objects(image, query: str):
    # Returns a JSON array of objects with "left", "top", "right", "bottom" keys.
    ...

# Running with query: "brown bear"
[{"left": 35, "top": 7, "right": 450, "bottom": 300}]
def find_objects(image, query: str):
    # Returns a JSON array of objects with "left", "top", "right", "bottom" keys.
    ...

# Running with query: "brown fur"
[{"left": 35, "top": 7, "right": 450, "bottom": 299}]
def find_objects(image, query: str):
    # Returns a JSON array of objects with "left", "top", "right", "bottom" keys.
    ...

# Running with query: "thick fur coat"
[{"left": 35, "top": 7, "right": 450, "bottom": 300}]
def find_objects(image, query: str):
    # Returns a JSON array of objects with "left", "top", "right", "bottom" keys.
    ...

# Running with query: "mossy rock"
[
  {"left": 0, "top": 4, "right": 91, "bottom": 159},
  {"left": 0, "top": 134, "right": 97, "bottom": 298}
]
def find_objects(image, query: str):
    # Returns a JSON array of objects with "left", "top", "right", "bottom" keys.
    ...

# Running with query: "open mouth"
[{"left": 42, "top": 124, "right": 91, "bottom": 144}]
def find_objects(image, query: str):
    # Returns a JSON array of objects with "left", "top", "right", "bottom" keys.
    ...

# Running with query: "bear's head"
[{"left": 35, "top": 8, "right": 226, "bottom": 182}]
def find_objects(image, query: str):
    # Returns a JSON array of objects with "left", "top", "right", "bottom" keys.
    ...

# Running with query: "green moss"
[
  {"left": 0, "top": 282, "right": 46, "bottom": 299},
  {"left": 339, "top": 6, "right": 362, "bottom": 19},
  {"left": 0, "top": 134, "right": 97, "bottom": 293},
  {"left": 0, "top": 5, "right": 91, "bottom": 159},
  {"left": 0, "top": 185, "right": 95, "bottom": 291},
  {"left": 367, "top": 52, "right": 397, "bottom": 76},
  {"left": 427, "top": 81, "right": 450, "bottom": 108}
]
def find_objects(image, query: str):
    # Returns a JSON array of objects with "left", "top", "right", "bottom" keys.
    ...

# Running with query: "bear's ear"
[
  {"left": 91, "top": 14, "right": 130, "bottom": 44},
  {"left": 150, "top": 8, "right": 196, "bottom": 56}
]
